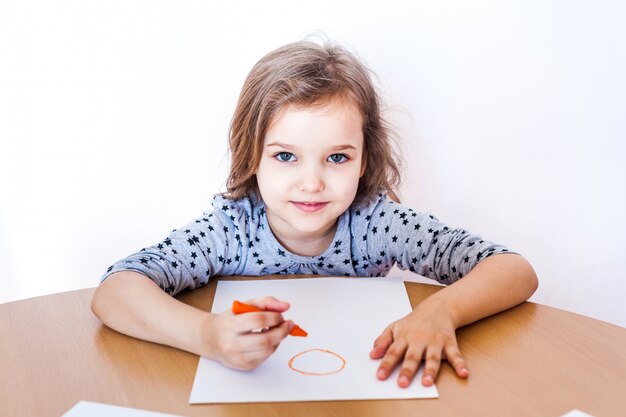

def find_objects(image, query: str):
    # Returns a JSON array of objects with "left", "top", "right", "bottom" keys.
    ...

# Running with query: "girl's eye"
[
  {"left": 328, "top": 153, "right": 348, "bottom": 164},
  {"left": 275, "top": 152, "right": 296, "bottom": 162}
]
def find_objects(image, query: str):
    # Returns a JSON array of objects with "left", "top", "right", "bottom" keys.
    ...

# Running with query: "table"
[{"left": 1, "top": 276, "right": 624, "bottom": 417}]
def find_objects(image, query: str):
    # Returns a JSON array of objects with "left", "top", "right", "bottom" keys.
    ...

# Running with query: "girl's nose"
[{"left": 298, "top": 168, "right": 324, "bottom": 193}]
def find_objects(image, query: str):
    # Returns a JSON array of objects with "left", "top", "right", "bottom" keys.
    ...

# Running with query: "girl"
[{"left": 91, "top": 40, "right": 538, "bottom": 389}]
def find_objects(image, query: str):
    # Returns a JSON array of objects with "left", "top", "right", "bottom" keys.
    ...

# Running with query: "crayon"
[{"left": 231, "top": 300, "right": 308, "bottom": 337}]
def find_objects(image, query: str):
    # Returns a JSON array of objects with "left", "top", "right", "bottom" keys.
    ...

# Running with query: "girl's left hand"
[{"left": 369, "top": 297, "right": 469, "bottom": 388}]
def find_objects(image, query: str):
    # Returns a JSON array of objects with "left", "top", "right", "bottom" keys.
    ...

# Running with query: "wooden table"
[{"left": 1, "top": 276, "right": 624, "bottom": 417}]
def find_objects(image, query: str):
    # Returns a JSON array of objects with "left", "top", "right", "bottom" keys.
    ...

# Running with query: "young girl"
[{"left": 91, "top": 39, "right": 538, "bottom": 389}]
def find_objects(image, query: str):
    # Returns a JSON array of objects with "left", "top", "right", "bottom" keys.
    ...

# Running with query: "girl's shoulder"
[
  {"left": 207, "top": 194, "right": 265, "bottom": 218},
  {"left": 350, "top": 190, "right": 414, "bottom": 212},
  {"left": 208, "top": 192, "right": 265, "bottom": 225},
  {"left": 348, "top": 190, "right": 439, "bottom": 222}
]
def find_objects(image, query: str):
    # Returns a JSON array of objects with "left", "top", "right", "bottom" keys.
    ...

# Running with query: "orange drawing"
[{"left": 288, "top": 348, "right": 346, "bottom": 376}]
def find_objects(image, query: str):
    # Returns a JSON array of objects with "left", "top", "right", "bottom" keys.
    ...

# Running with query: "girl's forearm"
[
  {"left": 427, "top": 254, "right": 538, "bottom": 328},
  {"left": 91, "top": 271, "right": 213, "bottom": 357}
]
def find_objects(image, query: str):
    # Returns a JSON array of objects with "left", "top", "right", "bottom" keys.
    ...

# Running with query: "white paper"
[
  {"left": 189, "top": 277, "right": 438, "bottom": 403},
  {"left": 62, "top": 401, "right": 183, "bottom": 417}
]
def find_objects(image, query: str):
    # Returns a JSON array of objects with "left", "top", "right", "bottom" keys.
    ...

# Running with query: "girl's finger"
[
  {"left": 232, "top": 311, "right": 285, "bottom": 334},
  {"left": 370, "top": 326, "right": 394, "bottom": 359},
  {"left": 397, "top": 344, "right": 426, "bottom": 388},
  {"left": 422, "top": 345, "right": 443, "bottom": 386},
  {"left": 376, "top": 339, "right": 408, "bottom": 380},
  {"left": 444, "top": 343, "right": 469, "bottom": 378},
  {"left": 245, "top": 296, "right": 290, "bottom": 313},
  {"left": 239, "top": 320, "right": 292, "bottom": 351}
]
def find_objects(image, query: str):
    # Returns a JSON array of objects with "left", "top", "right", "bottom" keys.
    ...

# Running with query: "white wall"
[{"left": 1, "top": 1, "right": 624, "bottom": 327}]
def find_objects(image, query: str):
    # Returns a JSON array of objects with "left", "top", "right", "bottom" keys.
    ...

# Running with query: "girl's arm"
[
  {"left": 371, "top": 253, "right": 538, "bottom": 387},
  {"left": 91, "top": 271, "right": 293, "bottom": 369},
  {"left": 433, "top": 253, "right": 538, "bottom": 328},
  {"left": 92, "top": 271, "right": 212, "bottom": 355}
]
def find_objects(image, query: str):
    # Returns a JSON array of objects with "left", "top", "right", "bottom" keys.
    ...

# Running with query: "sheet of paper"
[
  {"left": 62, "top": 401, "right": 184, "bottom": 417},
  {"left": 189, "top": 277, "right": 438, "bottom": 403}
]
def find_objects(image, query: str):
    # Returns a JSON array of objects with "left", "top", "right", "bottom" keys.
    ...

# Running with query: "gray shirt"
[{"left": 102, "top": 192, "right": 511, "bottom": 295}]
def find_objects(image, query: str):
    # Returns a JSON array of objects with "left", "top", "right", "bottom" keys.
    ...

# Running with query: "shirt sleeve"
[
  {"left": 100, "top": 210, "right": 243, "bottom": 295},
  {"left": 365, "top": 197, "right": 512, "bottom": 284}
]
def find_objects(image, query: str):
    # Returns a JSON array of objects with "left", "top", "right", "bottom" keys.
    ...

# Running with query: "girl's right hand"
[{"left": 200, "top": 296, "right": 294, "bottom": 370}]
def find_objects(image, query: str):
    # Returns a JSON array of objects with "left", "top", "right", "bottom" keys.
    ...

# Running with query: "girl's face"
[{"left": 255, "top": 98, "right": 364, "bottom": 255}]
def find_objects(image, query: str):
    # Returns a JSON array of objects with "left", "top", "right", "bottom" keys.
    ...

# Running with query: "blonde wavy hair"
[{"left": 225, "top": 39, "right": 402, "bottom": 204}]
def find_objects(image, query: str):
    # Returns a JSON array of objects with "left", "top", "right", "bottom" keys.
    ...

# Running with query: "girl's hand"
[
  {"left": 201, "top": 296, "right": 294, "bottom": 370},
  {"left": 370, "top": 296, "right": 469, "bottom": 388}
]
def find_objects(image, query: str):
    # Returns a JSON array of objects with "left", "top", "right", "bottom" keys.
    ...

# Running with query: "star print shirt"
[{"left": 101, "top": 192, "right": 512, "bottom": 295}]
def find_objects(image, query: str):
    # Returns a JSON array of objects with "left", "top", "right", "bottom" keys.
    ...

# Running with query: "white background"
[{"left": 1, "top": 0, "right": 624, "bottom": 327}]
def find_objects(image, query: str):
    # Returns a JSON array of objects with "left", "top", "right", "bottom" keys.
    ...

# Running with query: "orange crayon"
[{"left": 231, "top": 300, "right": 308, "bottom": 337}]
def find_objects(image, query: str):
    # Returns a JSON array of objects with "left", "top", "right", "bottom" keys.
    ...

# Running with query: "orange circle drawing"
[{"left": 288, "top": 348, "right": 346, "bottom": 376}]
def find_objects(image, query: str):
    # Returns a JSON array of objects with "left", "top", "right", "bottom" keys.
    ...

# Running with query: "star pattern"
[{"left": 102, "top": 193, "right": 511, "bottom": 295}]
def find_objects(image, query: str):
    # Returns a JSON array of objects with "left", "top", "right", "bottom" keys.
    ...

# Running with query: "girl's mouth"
[{"left": 291, "top": 201, "right": 328, "bottom": 213}]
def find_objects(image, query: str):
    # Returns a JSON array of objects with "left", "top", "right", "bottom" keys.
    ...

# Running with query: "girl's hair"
[{"left": 225, "top": 39, "right": 402, "bottom": 204}]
